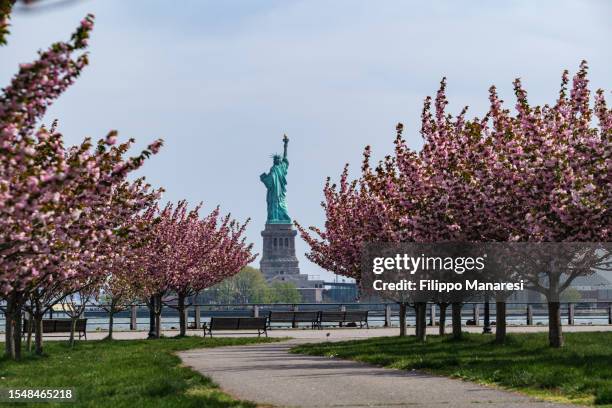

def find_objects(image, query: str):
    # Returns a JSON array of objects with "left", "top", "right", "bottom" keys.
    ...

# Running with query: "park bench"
[
  {"left": 203, "top": 317, "right": 268, "bottom": 337},
  {"left": 22, "top": 318, "right": 88, "bottom": 339},
  {"left": 267, "top": 311, "right": 320, "bottom": 329},
  {"left": 345, "top": 310, "right": 369, "bottom": 328},
  {"left": 319, "top": 310, "right": 369, "bottom": 329}
]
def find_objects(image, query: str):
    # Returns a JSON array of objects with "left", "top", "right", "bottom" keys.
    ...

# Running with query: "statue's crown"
[{"left": 271, "top": 154, "right": 282, "bottom": 161}]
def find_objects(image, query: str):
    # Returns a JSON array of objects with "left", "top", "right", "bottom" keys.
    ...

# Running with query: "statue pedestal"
[{"left": 260, "top": 223, "right": 300, "bottom": 281}]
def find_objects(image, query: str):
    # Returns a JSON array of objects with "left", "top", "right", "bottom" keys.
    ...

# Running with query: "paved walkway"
[{"left": 179, "top": 336, "right": 583, "bottom": 408}]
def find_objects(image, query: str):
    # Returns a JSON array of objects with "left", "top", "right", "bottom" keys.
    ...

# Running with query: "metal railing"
[{"left": 2, "top": 301, "right": 611, "bottom": 332}]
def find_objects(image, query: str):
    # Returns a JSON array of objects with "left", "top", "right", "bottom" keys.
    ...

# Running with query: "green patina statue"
[{"left": 260, "top": 134, "right": 291, "bottom": 224}]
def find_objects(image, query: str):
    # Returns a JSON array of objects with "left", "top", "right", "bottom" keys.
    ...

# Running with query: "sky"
[{"left": 2, "top": 0, "right": 611, "bottom": 282}]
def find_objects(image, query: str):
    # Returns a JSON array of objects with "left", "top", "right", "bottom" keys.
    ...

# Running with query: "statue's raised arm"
[{"left": 283, "top": 134, "right": 289, "bottom": 162}]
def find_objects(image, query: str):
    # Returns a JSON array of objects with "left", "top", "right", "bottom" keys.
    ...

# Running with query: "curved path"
[{"left": 179, "top": 336, "right": 580, "bottom": 408}]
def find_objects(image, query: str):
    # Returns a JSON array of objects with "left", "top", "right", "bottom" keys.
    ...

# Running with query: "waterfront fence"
[{"left": 1, "top": 301, "right": 611, "bottom": 333}]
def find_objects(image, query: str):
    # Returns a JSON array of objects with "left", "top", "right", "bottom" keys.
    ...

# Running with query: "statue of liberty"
[{"left": 260, "top": 135, "right": 291, "bottom": 224}]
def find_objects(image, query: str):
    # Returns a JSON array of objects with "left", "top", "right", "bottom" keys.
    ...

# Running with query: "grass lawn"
[
  {"left": 291, "top": 332, "right": 612, "bottom": 406},
  {"left": 0, "top": 336, "right": 283, "bottom": 407}
]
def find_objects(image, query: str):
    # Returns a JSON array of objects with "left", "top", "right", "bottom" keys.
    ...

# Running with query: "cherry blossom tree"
[
  {"left": 137, "top": 201, "right": 256, "bottom": 338},
  {"left": 135, "top": 203, "right": 182, "bottom": 339},
  {"left": 0, "top": 12, "right": 163, "bottom": 359},
  {"left": 297, "top": 139, "right": 410, "bottom": 335},
  {"left": 298, "top": 119, "right": 482, "bottom": 340},
  {"left": 164, "top": 203, "right": 256, "bottom": 337},
  {"left": 0, "top": 13, "right": 93, "bottom": 359},
  {"left": 21, "top": 174, "right": 160, "bottom": 354},
  {"left": 481, "top": 62, "right": 611, "bottom": 347},
  {"left": 300, "top": 63, "right": 609, "bottom": 347},
  {"left": 97, "top": 261, "right": 139, "bottom": 341}
]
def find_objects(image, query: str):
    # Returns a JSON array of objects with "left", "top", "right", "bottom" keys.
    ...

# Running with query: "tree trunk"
[
  {"left": 34, "top": 314, "right": 44, "bottom": 355},
  {"left": 5, "top": 292, "right": 23, "bottom": 360},
  {"left": 148, "top": 295, "right": 157, "bottom": 339},
  {"left": 5, "top": 310, "right": 13, "bottom": 357},
  {"left": 26, "top": 315, "right": 33, "bottom": 352},
  {"left": 415, "top": 304, "right": 420, "bottom": 339},
  {"left": 12, "top": 310, "right": 22, "bottom": 360},
  {"left": 154, "top": 294, "right": 162, "bottom": 338},
  {"left": 69, "top": 317, "right": 77, "bottom": 348},
  {"left": 178, "top": 293, "right": 187, "bottom": 337},
  {"left": 155, "top": 312, "right": 161, "bottom": 338},
  {"left": 438, "top": 303, "right": 447, "bottom": 336},
  {"left": 108, "top": 311, "right": 114, "bottom": 340},
  {"left": 398, "top": 302, "right": 407, "bottom": 337},
  {"left": 495, "top": 301, "right": 507, "bottom": 344},
  {"left": 548, "top": 301, "right": 563, "bottom": 348},
  {"left": 415, "top": 302, "right": 427, "bottom": 342},
  {"left": 451, "top": 302, "right": 462, "bottom": 340}
]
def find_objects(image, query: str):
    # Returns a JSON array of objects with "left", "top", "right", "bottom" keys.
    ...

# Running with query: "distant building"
[{"left": 322, "top": 281, "right": 358, "bottom": 303}]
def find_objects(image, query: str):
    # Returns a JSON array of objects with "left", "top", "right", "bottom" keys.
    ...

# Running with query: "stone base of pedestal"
[{"left": 260, "top": 223, "right": 300, "bottom": 281}]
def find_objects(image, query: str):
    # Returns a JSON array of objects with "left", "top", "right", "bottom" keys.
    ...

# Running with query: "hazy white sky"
[{"left": 2, "top": 0, "right": 611, "bottom": 281}]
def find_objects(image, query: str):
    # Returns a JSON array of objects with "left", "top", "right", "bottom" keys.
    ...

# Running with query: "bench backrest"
[
  {"left": 268, "top": 311, "right": 295, "bottom": 322},
  {"left": 54, "top": 320, "right": 73, "bottom": 332},
  {"left": 210, "top": 317, "right": 240, "bottom": 330},
  {"left": 344, "top": 310, "right": 368, "bottom": 321},
  {"left": 320, "top": 311, "right": 345, "bottom": 322},
  {"left": 23, "top": 319, "right": 87, "bottom": 333},
  {"left": 210, "top": 317, "right": 267, "bottom": 330},
  {"left": 237, "top": 317, "right": 267, "bottom": 330},
  {"left": 293, "top": 311, "right": 320, "bottom": 322}
]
